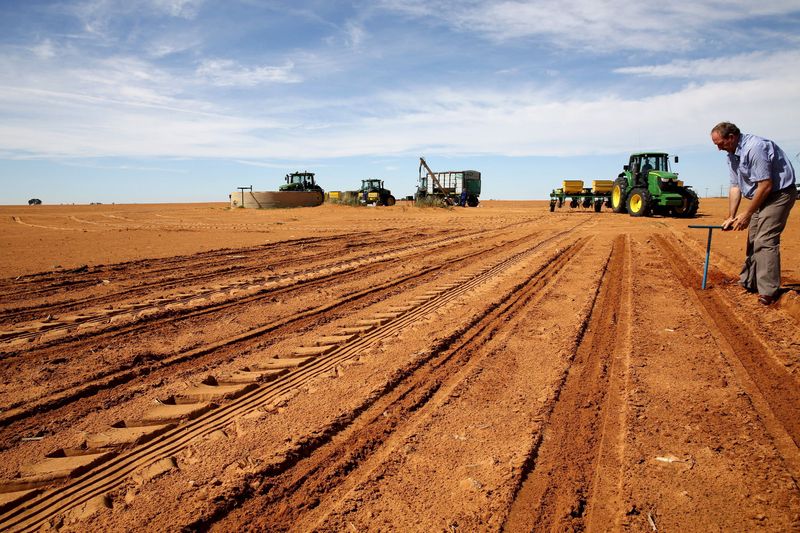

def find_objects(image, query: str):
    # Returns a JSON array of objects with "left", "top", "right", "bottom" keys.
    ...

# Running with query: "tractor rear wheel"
[
  {"left": 626, "top": 188, "right": 652, "bottom": 217},
  {"left": 611, "top": 178, "right": 628, "bottom": 213},
  {"left": 671, "top": 190, "right": 699, "bottom": 218}
]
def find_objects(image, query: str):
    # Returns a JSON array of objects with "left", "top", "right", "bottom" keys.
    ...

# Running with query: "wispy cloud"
[
  {"left": 614, "top": 50, "right": 800, "bottom": 79},
  {"left": 29, "top": 39, "right": 57, "bottom": 59},
  {"left": 378, "top": 0, "right": 800, "bottom": 52},
  {"left": 1, "top": 1, "right": 798, "bottom": 165},
  {"left": 2, "top": 50, "right": 797, "bottom": 161},
  {"left": 151, "top": 0, "right": 204, "bottom": 19},
  {"left": 195, "top": 58, "right": 301, "bottom": 86}
]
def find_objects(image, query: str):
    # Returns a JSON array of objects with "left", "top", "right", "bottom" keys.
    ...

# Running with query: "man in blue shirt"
[{"left": 711, "top": 122, "right": 796, "bottom": 305}]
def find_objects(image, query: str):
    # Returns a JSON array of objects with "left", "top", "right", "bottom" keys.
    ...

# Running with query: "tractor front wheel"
[
  {"left": 611, "top": 178, "right": 628, "bottom": 213},
  {"left": 385, "top": 195, "right": 396, "bottom": 206},
  {"left": 626, "top": 188, "right": 652, "bottom": 217}
]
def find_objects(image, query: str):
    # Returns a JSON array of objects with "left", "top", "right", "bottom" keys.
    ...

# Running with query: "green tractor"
[
  {"left": 279, "top": 171, "right": 323, "bottom": 192},
  {"left": 359, "top": 179, "right": 396, "bottom": 206},
  {"left": 610, "top": 152, "right": 699, "bottom": 217}
]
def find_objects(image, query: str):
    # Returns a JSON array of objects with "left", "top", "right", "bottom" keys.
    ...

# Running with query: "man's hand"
[{"left": 728, "top": 212, "right": 752, "bottom": 231}]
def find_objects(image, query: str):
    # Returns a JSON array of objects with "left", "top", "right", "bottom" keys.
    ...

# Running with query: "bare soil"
[{"left": 0, "top": 199, "right": 798, "bottom": 532}]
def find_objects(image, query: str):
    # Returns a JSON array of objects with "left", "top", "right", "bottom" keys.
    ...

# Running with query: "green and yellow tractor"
[
  {"left": 610, "top": 152, "right": 699, "bottom": 217},
  {"left": 359, "top": 179, "right": 396, "bottom": 206},
  {"left": 279, "top": 171, "right": 323, "bottom": 192}
]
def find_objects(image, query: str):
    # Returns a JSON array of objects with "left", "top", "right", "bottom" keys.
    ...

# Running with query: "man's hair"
[{"left": 711, "top": 122, "right": 740, "bottom": 138}]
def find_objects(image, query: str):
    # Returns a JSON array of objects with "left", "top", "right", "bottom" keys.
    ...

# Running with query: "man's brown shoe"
[{"left": 758, "top": 294, "right": 776, "bottom": 306}]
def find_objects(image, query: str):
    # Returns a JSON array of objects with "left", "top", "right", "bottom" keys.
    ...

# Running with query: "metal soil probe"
[{"left": 688, "top": 225, "right": 726, "bottom": 289}]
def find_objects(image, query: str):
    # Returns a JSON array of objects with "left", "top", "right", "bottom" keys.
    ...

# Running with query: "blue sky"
[{"left": 1, "top": 0, "right": 799, "bottom": 204}]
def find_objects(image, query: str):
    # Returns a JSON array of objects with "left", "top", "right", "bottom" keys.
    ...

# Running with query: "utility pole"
[{"left": 705, "top": 187, "right": 709, "bottom": 198}]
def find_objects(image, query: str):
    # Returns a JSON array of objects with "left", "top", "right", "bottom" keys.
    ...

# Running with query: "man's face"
[{"left": 711, "top": 131, "right": 737, "bottom": 153}]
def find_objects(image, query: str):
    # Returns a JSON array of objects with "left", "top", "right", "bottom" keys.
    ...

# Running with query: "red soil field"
[{"left": 0, "top": 199, "right": 798, "bottom": 531}]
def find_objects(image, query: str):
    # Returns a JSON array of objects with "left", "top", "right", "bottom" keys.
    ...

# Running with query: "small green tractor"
[
  {"left": 359, "top": 179, "right": 396, "bottom": 206},
  {"left": 610, "top": 152, "right": 699, "bottom": 217},
  {"left": 279, "top": 171, "right": 323, "bottom": 192}
]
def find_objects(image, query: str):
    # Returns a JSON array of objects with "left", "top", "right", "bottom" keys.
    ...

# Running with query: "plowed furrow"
[
  {"left": 194, "top": 238, "right": 592, "bottom": 531},
  {"left": 0, "top": 233, "right": 362, "bottom": 303},
  {"left": 0, "top": 226, "right": 518, "bottom": 344},
  {"left": 0, "top": 222, "right": 524, "bottom": 308},
  {"left": 502, "top": 234, "right": 627, "bottom": 531},
  {"left": 0, "top": 238, "right": 502, "bottom": 430},
  {"left": 653, "top": 234, "right": 800, "bottom": 466},
  {"left": 0, "top": 229, "right": 558, "bottom": 447},
  {"left": 0, "top": 229, "right": 580, "bottom": 532},
  {"left": 0, "top": 228, "right": 448, "bottom": 320}
]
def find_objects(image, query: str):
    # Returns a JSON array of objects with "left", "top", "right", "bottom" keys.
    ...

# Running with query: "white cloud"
[
  {"left": 66, "top": 0, "right": 203, "bottom": 41},
  {"left": 2, "top": 51, "right": 798, "bottom": 162},
  {"left": 344, "top": 21, "right": 366, "bottom": 48},
  {"left": 151, "top": 0, "right": 203, "bottom": 19},
  {"left": 29, "top": 39, "right": 57, "bottom": 59},
  {"left": 378, "top": 0, "right": 800, "bottom": 52},
  {"left": 614, "top": 50, "right": 800, "bottom": 79},
  {"left": 195, "top": 59, "right": 302, "bottom": 86}
]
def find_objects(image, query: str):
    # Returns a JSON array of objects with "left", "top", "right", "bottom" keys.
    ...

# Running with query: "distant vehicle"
[
  {"left": 230, "top": 171, "right": 324, "bottom": 208},
  {"left": 28, "top": 198, "right": 42, "bottom": 205},
  {"left": 549, "top": 180, "right": 613, "bottom": 212},
  {"left": 415, "top": 158, "right": 480, "bottom": 207},
  {"left": 359, "top": 179, "right": 396, "bottom": 206},
  {"left": 610, "top": 152, "right": 699, "bottom": 217},
  {"left": 279, "top": 171, "right": 323, "bottom": 192}
]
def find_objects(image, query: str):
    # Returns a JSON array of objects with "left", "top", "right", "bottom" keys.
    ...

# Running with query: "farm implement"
[{"left": 549, "top": 180, "right": 613, "bottom": 212}]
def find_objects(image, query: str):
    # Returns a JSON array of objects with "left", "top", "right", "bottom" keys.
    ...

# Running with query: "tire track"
[
  {"left": 0, "top": 226, "right": 517, "bottom": 348},
  {"left": 0, "top": 229, "right": 582, "bottom": 532},
  {"left": 653, "top": 234, "right": 800, "bottom": 474},
  {"left": 502, "top": 234, "right": 627, "bottom": 531},
  {"left": 0, "top": 231, "right": 535, "bottom": 430},
  {"left": 189, "top": 238, "right": 594, "bottom": 532},
  {"left": 0, "top": 228, "right": 481, "bottom": 323},
  {"left": 0, "top": 225, "right": 583, "bottom": 454}
]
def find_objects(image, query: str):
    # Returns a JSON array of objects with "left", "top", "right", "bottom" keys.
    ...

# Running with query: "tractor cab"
[
  {"left": 280, "top": 172, "right": 321, "bottom": 191},
  {"left": 361, "top": 179, "right": 384, "bottom": 192}
]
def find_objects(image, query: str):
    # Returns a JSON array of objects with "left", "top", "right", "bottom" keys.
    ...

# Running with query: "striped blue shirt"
[{"left": 728, "top": 133, "right": 796, "bottom": 199}]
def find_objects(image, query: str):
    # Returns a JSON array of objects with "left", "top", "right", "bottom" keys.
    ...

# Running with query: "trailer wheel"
[
  {"left": 549, "top": 201, "right": 556, "bottom": 212},
  {"left": 593, "top": 199, "right": 602, "bottom": 212}
]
